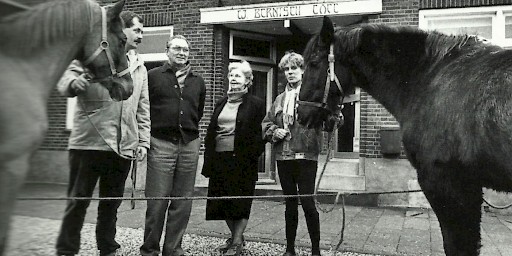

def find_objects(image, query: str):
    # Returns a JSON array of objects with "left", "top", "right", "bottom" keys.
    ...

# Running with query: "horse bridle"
[
  {"left": 298, "top": 44, "right": 344, "bottom": 112},
  {"left": 82, "top": 6, "right": 130, "bottom": 82},
  {"left": 78, "top": 6, "right": 135, "bottom": 160}
]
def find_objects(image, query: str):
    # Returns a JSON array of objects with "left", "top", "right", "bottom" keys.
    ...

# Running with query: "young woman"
[
  {"left": 202, "top": 60, "right": 266, "bottom": 256},
  {"left": 262, "top": 52, "right": 322, "bottom": 256}
]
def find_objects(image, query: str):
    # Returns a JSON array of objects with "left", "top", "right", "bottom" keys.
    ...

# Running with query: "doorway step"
[{"left": 315, "top": 158, "right": 377, "bottom": 206}]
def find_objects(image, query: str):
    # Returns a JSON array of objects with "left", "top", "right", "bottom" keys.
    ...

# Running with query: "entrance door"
[
  {"left": 335, "top": 88, "right": 360, "bottom": 158},
  {"left": 249, "top": 65, "right": 274, "bottom": 180},
  {"left": 229, "top": 30, "right": 276, "bottom": 180}
]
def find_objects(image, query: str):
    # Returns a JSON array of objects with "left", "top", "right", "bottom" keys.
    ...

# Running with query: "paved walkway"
[{"left": 6, "top": 183, "right": 512, "bottom": 255}]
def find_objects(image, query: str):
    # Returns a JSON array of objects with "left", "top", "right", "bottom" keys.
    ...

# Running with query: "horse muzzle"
[{"left": 98, "top": 76, "right": 133, "bottom": 101}]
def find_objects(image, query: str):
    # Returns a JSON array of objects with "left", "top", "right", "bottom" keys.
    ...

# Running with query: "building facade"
[{"left": 20, "top": 0, "right": 512, "bottom": 208}]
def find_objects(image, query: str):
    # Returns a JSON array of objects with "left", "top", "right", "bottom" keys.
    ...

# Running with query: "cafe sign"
[{"left": 200, "top": 0, "right": 382, "bottom": 24}]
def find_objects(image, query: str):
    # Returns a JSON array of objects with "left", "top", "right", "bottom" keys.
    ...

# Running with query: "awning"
[{"left": 200, "top": 0, "right": 382, "bottom": 35}]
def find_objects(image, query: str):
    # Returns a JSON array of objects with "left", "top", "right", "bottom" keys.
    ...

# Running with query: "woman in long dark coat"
[{"left": 201, "top": 60, "right": 266, "bottom": 256}]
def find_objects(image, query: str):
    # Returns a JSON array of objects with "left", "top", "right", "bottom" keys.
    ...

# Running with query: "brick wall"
[
  {"left": 357, "top": 0, "right": 420, "bottom": 158},
  {"left": 421, "top": 0, "right": 512, "bottom": 9},
  {"left": 117, "top": 0, "right": 217, "bottom": 151},
  {"left": 40, "top": 91, "right": 68, "bottom": 150},
  {"left": 220, "top": 0, "right": 302, "bottom": 6},
  {"left": 32, "top": 0, "right": 511, "bottom": 156},
  {"left": 359, "top": 0, "right": 511, "bottom": 158},
  {"left": 37, "top": 0, "right": 219, "bottom": 151}
]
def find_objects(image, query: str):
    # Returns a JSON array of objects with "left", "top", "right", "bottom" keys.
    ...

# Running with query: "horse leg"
[
  {"left": 0, "top": 107, "right": 46, "bottom": 255},
  {"left": 417, "top": 164, "right": 482, "bottom": 256},
  {"left": 0, "top": 153, "right": 31, "bottom": 254}
]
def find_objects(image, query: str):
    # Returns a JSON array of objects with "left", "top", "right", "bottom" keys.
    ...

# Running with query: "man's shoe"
[
  {"left": 173, "top": 247, "right": 186, "bottom": 256},
  {"left": 224, "top": 243, "right": 243, "bottom": 256},
  {"left": 282, "top": 251, "right": 296, "bottom": 256},
  {"left": 100, "top": 248, "right": 123, "bottom": 256}
]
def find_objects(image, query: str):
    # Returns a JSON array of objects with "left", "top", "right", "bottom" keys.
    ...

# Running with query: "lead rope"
[
  {"left": 314, "top": 129, "right": 341, "bottom": 214},
  {"left": 312, "top": 117, "right": 347, "bottom": 254},
  {"left": 130, "top": 159, "right": 137, "bottom": 209}
]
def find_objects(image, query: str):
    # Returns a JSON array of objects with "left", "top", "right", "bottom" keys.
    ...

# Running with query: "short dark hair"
[{"left": 120, "top": 11, "right": 143, "bottom": 28}]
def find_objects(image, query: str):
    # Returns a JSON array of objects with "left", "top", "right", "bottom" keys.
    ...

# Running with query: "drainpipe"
[{"left": 212, "top": 27, "right": 217, "bottom": 106}]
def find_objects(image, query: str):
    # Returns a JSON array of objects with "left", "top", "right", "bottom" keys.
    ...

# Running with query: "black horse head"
[{"left": 298, "top": 17, "right": 356, "bottom": 131}]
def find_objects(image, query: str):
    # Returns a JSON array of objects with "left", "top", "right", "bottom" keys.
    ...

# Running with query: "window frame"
[
  {"left": 139, "top": 25, "right": 174, "bottom": 62},
  {"left": 229, "top": 30, "right": 276, "bottom": 64},
  {"left": 419, "top": 5, "right": 512, "bottom": 48}
]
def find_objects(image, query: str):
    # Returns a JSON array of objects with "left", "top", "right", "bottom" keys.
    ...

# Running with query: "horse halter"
[
  {"left": 82, "top": 6, "right": 130, "bottom": 82},
  {"left": 298, "top": 44, "right": 344, "bottom": 112}
]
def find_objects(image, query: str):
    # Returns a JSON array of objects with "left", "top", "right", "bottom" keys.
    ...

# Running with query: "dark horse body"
[
  {"left": 298, "top": 17, "right": 512, "bottom": 256},
  {"left": 0, "top": 0, "right": 131, "bottom": 254}
]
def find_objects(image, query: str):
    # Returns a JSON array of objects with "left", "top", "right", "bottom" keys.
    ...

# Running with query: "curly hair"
[
  {"left": 228, "top": 60, "right": 253, "bottom": 87},
  {"left": 278, "top": 50, "right": 304, "bottom": 71}
]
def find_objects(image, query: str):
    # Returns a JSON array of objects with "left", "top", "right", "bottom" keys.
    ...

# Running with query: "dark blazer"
[
  {"left": 202, "top": 94, "right": 266, "bottom": 181},
  {"left": 148, "top": 62, "right": 206, "bottom": 144}
]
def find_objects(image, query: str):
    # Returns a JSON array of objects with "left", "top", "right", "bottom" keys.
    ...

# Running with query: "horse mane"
[
  {"left": 324, "top": 24, "right": 484, "bottom": 68},
  {"left": 0, "top": 0, "right": 96, "bottom": 55},
  {"left": 424, "top": 31, "right": 479, "bottom": 66}
]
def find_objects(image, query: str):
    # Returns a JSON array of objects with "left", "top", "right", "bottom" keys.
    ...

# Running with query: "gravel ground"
[{"left": 8, "top": 216, "right": 381, "bottom": 256}]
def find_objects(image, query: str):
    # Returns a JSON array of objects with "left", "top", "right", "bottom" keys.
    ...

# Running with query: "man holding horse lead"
[{"left": 55, "top": 10, "right": 149, "bottom": 256}]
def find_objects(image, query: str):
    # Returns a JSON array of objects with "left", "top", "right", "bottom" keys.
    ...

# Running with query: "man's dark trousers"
[{"left": 56, "top": 150, "right": 131, "bottom": 256}]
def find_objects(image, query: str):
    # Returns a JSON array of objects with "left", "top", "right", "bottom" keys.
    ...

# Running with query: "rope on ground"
[
  {"left": 483, "top": 198, "right": 512, "bottom": 210},
  {"left": 334, "top": 195, "right": 345, "bottom": 253},
  {"left": 314, "top": 125, "right": 347, "bottom": 253}
]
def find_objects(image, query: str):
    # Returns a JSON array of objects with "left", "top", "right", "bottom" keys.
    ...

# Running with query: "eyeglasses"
[{"left": 168, "top": 46, "right": 189, "bottom": 53}]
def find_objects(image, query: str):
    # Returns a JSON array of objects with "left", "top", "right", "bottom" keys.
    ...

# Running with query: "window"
[
  {"left": 505, "top": 15, "right": 512, "bottom": 38},
  {"left": 420, "top": 6, "right": 512, "bottom": 48},
  {"left": 229, "top": 31, "right": 276, "bottom": 64},
  {"left": 139, "top": 26, "right": 173, "bottom": 63},
  {"left": 505, "top": 13, "right": 512, "bottom": 46},
  {"left": 66, "top": 97, "right": 76, "bottom": 130},
  {"left": 426, "top": 16, "right": 492, "bottom": 39}
]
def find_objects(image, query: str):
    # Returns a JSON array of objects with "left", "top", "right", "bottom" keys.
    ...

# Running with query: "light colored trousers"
[{"left": 140, "top": 136, "right": 199, "bottom": 256}]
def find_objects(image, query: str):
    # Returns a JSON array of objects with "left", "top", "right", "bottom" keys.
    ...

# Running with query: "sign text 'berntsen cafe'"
[
  {"left": 237, "top": 3, "right": 340, "bottom": 20},
  {"left": 200, "top": 0, "right": 382, "bottom": 24}
]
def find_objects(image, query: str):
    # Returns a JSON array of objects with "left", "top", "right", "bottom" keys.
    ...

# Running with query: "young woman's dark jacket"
[{"left": 202, "top": 94, "right": 266, "bottom": 181}]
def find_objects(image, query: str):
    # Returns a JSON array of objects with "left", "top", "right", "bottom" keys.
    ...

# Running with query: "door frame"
[
  {"left": 251, "top": 64, "right": 275, "bottom": 180},
  {"left": 333, "top": 87, "right": 361, "bottom": 158}
]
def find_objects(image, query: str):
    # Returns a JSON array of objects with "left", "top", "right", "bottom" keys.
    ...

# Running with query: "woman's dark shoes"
[
  {"left": 217, "top": 237, "right": 232, "bottom": 253},
  {"left": 311, "top": 249, "right": 321, "bottom": 256},
  {"left": 218, "top": 236, "right": 246, "bottom": 253},
  {"left": 224, "top": 243, "right": 243, "bottom": 256},
  {"left": 282, "top": 251, "right": 296, "bottom": 256}
]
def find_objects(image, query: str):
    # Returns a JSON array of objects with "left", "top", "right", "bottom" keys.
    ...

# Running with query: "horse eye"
[{"left": 308, "top": 59, "right": 320, "bottom": 67}]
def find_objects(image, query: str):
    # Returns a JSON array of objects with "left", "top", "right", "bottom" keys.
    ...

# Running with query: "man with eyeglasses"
[{"left": 140, "top": 35, "right": 206, "bottom": 256}]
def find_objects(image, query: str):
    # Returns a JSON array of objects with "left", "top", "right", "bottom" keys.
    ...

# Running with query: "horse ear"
[
  {"left": 320, "top": 16, "right": 334, "bottom": 46},
  {"left": 107, "top": 0, "right": 125, "bottom": 20}
]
